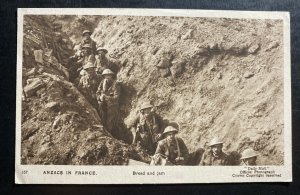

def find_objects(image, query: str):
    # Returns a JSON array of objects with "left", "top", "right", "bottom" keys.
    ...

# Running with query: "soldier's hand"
[
  {"left": 175, "top": 157, "right": 184, "bottom": 163},
  {"left": 155, "top": 133, "right": 162, "bottom": 141},
  {"left": 100, "top": 94, "right": 105, "bottom": 101}
]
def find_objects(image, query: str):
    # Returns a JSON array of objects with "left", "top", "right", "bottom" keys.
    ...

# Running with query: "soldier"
[
  {"left": 129, "top": 101, "right": 164, "bottom": 154},
  {"left": 69, "top": 43, "right": 95, "bottom": 83},
  {"left": 77, "top": 62, "right": 99, "bottom": 108},
  {"left": 199, "top": 137, "right": 229, "bottom": 166},
  {"left": 95, "top": 47, "right": 119, "bottom": 75},
  {"left": 96, "top": 68, "right": 121, "bottom": 135},
  {"left": 240, "top": 148, "right": 258, "bottom": 166},
  {"left": 80, "top": 30, "right": 96, "bottom": 55},
  {"left": 78, "top": 44, "right": 95, "bottom": 66},
  {"left": 152, "top": 126, "right": 189, "bottom": 165}
]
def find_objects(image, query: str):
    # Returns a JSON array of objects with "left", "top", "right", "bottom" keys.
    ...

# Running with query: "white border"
[{"left": 16, "top": 8, "right": 292, "bottom": 184}]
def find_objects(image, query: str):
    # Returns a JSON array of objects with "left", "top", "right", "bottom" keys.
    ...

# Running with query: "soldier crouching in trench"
[
  {"left": 96, "top": 68, "right": 121, "bottom": 136},
  {"left": 199, "top": 137, "right": 229, "bottom": 166},
  {"left": 151, "top": 126, "right": 204, "bottom": 166},
  {"left": 240, "top": 148, "right": 258, "bottom": 166},
  {"left": 129, "top": 101, "right": 164, "bottom": 155}
]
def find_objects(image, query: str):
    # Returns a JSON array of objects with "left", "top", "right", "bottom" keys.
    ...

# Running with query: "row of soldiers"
[
  {"left": 69, "top": 30, "right": 121, "bottom": 136},
  {"left": 128, "top": 101, "right": 258, "bottom": 166},
  {"left": 73, "top": 30, "right": 259, "bottom": 166}
]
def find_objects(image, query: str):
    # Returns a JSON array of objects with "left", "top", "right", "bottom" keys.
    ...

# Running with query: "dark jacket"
[
  {"left": 155, "top": 137, "right": 189, "bottom": 165},
  {"left": 96, "top": 79, "right": 121, "bottom": 107},
  {"left": 129, "top": 112, "right": 164, "bottom": 154},
  {"left": 80, "top": 37, "right": 97, "bottom": 55},
  {"left": 199, "top": 150, "right": 228, "bottom": 166}
]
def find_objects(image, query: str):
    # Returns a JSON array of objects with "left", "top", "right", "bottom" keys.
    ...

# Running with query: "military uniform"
[
  {"left": 155, "top": 137, "right": 189, "bottom": 165},
  {"left": 96, "top": 73, "right": 121, "bottom": 134},
  {"left": 80, "top": 54, "right": 95, "bottom": 67},
  {"left": 129, "top": 112, "right": 164, "bottom": 154},
  {"left": 199, "top": 150, "right": 228, "bottom": 166},
  {"left": 77, "top": 67, "right": 99, "bottom": 108},
  {"left": 80, "top": 38, "right": 96, "bottom": 55},
  {"left": 95, "top": 56, "right": 119, "bottom": 75}
]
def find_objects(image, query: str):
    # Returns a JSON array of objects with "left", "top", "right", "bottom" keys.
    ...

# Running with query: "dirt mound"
[{"left": 92, "top": 16, "right": 284, "bottom": 165}]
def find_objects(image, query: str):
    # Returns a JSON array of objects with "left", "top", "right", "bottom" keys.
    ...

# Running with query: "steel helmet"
[
  {"left": 162, "top": 126, "right": 178, "bottom": 136},
  {"left": 102, "top": 68, "right": 115, "bottom": 75},
  {"left": 83, "top": 62, "right": 96, "bottom": 70},
  {"left": 82, "top": 30, "right": 92, "bottom": 36},
  {"left": 140, "top": 101, "right": 153, "bottom": 110},
  {"left": 240, "top": 148, "right": 258, "bottom": 160},
  {"left": 96, "top": 47, "right": 108, "bottom": 53},
  {"left": 82, "top": 44, "right": 92, "bottom": 49},
  {"left": 209, "top": 137, "right": 223, "bottom": 147}
]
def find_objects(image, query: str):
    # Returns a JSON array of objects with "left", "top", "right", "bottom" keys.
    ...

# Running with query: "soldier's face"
[
  {"left": 98, "top": 51, "right": 106, "bottom": 57},
  {"left": 86, "top": 68, "right": 95, "bottom": 75},
  {"left": 243, "top": 157, "right": 257, "bottom": 165},
  {"left": 83, "top": 33, "right": 90, "bottom": 38},
  {"left": 166, "top": 132, "right": 175, "bottom": 142},
  {"left": 142, "top": 108, "right": 152, "bottom": 116},
  {"left": 104, "top": 74, "right": 114, "bottom": 80},
  {"left": 211, "top": 144, "right": 222, "bottom": 156},
  {"left": 82, "top": 48, "right": 89, "bottom": 55}
]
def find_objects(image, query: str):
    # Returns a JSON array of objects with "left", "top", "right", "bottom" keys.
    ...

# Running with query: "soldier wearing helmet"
[
  {"left": 240, "top": 148, "right": 258, "bottom": 166},
  {"left": 95, "top": 47, "right": 119, "bottom": 75},
  {"left": 152, "top": 126, "right": 189, "bottom": 165},
  {"left": 96, "top": 69, "right": 121, "bottom": 135},
  {"left": 80, "top": 30, "right": 96, "bottom": 55},
  {"left": 78, "top": 44, "right": 96, "bottom": 65},
  {"left": 70, "top": 43, "right": 96, "bottom": 83},
  {"left": 77, "top": 62, "right": 99, "bottom": 108},
  {"left": 199, "top": 137, "right": 229, "bottom": 166},
  {"left": 129, "top": 101, "right": 164, "bottom": 154}
]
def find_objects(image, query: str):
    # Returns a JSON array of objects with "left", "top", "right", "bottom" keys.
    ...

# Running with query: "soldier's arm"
[
  {"left": 179, "top": 139, "right": 189, "bottom": 163},
  {"left": 223, "top": 153, "right": 230, "bottom": 166},
  {"left": 96, "top": 81, "right": 103, "bottom": 99},
  {"left": 128, "top": 115, "right": 140, "bottom": 129},
  {"left": 154, "top": 113, "right": 164, "bottom": 133},
  {"left": 112, "top": 82, "right": 121, "bottom": 99},
  {"left": 199, "top": 152, "right": 206, "bottom": 166},
  {"left": 154, "top": 142, "right": 164, "bottom": 156}
]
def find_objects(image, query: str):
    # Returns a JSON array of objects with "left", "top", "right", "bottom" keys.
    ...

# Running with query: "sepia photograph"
[{"left": 15, "top": 8, "right": 292, "bottom": 184}]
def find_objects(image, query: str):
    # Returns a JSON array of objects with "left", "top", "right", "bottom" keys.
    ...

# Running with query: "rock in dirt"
[
  {"left": 248, "top": 43, "right": 260, "bottom": 54},
  {"left": 244, "top": 71, "right": 255, "bottom": 79},
  {"left": 45, "top": 102, "right": 60, "bottom": 110},
  {"left": 156, "top": 57, "right": 170, "bottom": 69},
  {"left": 265, "top": 41, "right": 279, "bottom": 52},
  {"left": 195, "top": 47, "right": 210, "bottom": 56},
  {"left": 170, "top": 60, "right": 184, "bottom": 77},
  {"left": 159, "top": 68, "right": 171, "bottom": 77},
  {"left": 24, "top": 78, "right": 45, "bottom": 97},
  {"left": 181, "top": 29, "right": 194, "bottom": 40}
]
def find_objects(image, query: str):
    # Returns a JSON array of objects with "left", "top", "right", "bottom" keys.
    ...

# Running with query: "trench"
[{"left": 22, "top": 15, "right": 153, "bottom": 165}]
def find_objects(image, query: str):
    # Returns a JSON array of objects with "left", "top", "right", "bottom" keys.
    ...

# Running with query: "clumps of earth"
[{"left": 21, "top": 15, "right": 284, "bottom": 165}]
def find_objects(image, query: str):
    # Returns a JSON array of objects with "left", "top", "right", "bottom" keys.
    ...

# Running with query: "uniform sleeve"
[
  {"left": 178, "top": 139, "right": 189, "bottom": 162},
  {"left": 199, "top": 152, "right": 207, "bottom": 166},
  {"left": 223, "top": 153, "right": 229, "bottom": 166},
  {"left": 155, "top": 142, "right": 164, "bottom": 156},
  {"left": 92, "top": 40, "right": 97, "bottom": 55},
  {"left": 112, "top": 81, "right": 121, "bottom": 100},
  {"left": 96, "top": 80, "right": 103, "bottom": 97},
  {"left": 154, "top": 113, "right": 164, "bottom": 134},
  {"left": 128, "top": 115, "right": 140, "bottom": 129}
]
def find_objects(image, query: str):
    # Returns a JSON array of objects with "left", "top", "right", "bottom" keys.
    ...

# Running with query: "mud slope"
[{"left": 92, "top": 16, "right": 284, "bottom": 165}]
